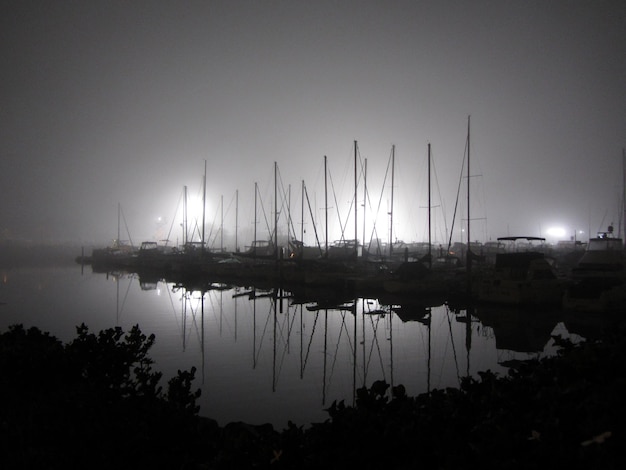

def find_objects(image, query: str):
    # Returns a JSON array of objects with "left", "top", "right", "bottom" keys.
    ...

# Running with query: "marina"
[{"left": 2, "top": 256, "right": 620, "bottom": 429}]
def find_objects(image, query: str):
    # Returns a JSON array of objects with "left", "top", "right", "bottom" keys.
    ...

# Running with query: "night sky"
[{"left": 2, "top": 1, "right": 625, "bottom": 248}]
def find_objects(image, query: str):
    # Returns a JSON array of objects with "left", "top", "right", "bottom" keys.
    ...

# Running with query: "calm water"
[{"left": 1, "top": 264, "right": 587, "bottom": 429}]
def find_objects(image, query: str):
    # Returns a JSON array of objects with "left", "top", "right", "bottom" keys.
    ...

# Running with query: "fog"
[{"left": 2, "top": 1, "right": 625, "bottom": 249}]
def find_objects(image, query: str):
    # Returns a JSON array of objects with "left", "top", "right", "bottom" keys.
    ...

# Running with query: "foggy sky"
[{"left": 2, "top": 0, "right": 625, "bottom": 248}]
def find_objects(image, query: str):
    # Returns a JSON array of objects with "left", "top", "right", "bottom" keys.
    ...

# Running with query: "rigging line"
[
  {"left": 254, "top": 297, "right": 275, "bottom": 366},
  {"left": 165, "top": 282, "right": 184, "bottom": 335},
  {"left": 189, "top": 293, "right": 204, "bottom": 347},
  {"left": 361, "top": 300, "right": 380, "bottom": 376},
  {"left": 445, "top": 305, "right": 462, "bottom": 385},
  {"left": 362, "top": 166, "right": 378, "bottom": 250},
  {"left": 432, "top": 310, "right": 450, "bottom": 390},
  {"left": 189, "top": 219, "right": 201, "bottom": 243},
  {"left": 304, "top": 183, "right": 324, "bottom": 254},
  {"left": 367, "top": 148, "right": 393, "bottom": 254},
  {"left": 182, "top": 293, "right": 197, "bottom": 348},
  {"left": 119, "top": 205, "right": 135, "bottom": 248},
  {"left": 187, "top": 181, "right": 205, "bottom": 242},
  {"left": 373, "top": 315, "right": 387, "bottom": 381},
  {"left": 417, "top": 315, "right": 430, "bottom": 359},
  {"left": 327, "top": 311, "right": 353, "bottom": 386},
  {"left": 116, "top": 275, "right": 134, "bottom": 322},
  {"left": 275, "top": 165, "right": 285, "bottom": 218},
  {"left": 206, "top": 197, "right": 222, "bottom": 249},
  {"left": 364, "top": 185, "right": 381, "bottom": 251},
  {"left": 181, "top": 293, "right": 188, "bottom": 351},
  {"left": 365, "top": 314, "right": 387, "bottom": 384},
  {"left": 448, "top": 135, "right": 469, "bottom": 252},
  {"left": 207, "top": 290, "right": 226, "bottom": 335},
  {"left": 329, "top": 147, "right": 365, "bottom": 244},
  {"left": 361, "top": 307, "right": 367, "bottom": 386},
  {"left": 302, "top": 310, "right": 320, "bottom": 375},
  {"left": 363, "top": 313, "right": 377, "bottom": 382},
  {"left": 286, "top": 303, "right": 299, "bottom": 352},
  {"left": 276, "top": 303, "right": 300, "bottom": 382},
  {"left": 251, "top": 171, "right": 274, "bottom": 243},
  {"left": 431, "top": 148, "right": 450, "bottom": 245},
  {"left": 276, "top": 166, "right": 298, "bottom": 241},
  {"left": 256, "top": 183, "right": 274, "bottom": 243},
  {"left": 326, "top": 312, "right": 345, "bottom": 387},
  {"left": 299, "top": 305, "right": 303, "bottom": 378},
  {"left": 165, "top": 188, "right": 184, "bottom": 246},
  {"left": 273, "top": 311, "right": 289, "bottom": 384},
  {"left": 222, "top": 189, "right": 238, "bottom": 222},
  {"left": 328, "top": 168, "right": 348, "bottom": 242},
  {"left": 273, "top": 303, "right": 289, "bottom": 346}
]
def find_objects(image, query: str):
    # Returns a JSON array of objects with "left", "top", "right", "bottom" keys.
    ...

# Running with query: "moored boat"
[
  {"left": 562, "top": 227, "right": 626, "bottom": 313},
  {"left": 475, "top": 237, "right": 567, "bottom": 306}
]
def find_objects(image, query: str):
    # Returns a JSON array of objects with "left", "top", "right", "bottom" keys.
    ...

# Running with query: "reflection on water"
[{"left": 0, "top": 265, "right": 611, "bottom": 428}]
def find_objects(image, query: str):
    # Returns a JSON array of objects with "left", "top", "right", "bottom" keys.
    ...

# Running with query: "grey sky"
[{"left": 1, "top": 0, "right": 625, "bottom": 247}]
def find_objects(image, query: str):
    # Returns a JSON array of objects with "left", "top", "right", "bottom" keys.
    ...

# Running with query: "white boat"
[{"left": 562, "top": 227, "right": 626, "bottom": 313}]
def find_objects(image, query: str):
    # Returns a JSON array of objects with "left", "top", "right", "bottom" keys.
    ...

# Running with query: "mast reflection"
[{"left": 88, "top": 269, "right": 591, "bottom": 426}]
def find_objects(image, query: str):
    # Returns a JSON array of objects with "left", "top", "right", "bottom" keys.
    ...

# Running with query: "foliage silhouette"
[
  {"left": 0, "top": 324, "right": 204, "bottom": 469},
  {"left": 2, "top": 322, "right": 625, "bottom": 469}
]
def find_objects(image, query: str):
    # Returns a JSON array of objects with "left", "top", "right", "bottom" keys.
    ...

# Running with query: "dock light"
[{"left": 546, "top": 227, "right": 566, "bottom": 238}]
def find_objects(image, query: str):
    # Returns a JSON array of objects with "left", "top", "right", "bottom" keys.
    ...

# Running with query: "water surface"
[{"left": 1, "top": 265, "right": 580, "bottom": 428}]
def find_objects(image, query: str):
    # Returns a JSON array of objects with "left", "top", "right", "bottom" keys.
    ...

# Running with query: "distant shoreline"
[{"left": 0, "top": 241, "right": 84, "bottom": 268}]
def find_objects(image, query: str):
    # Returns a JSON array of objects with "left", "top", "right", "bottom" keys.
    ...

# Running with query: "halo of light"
[{"left": 546, "top": 227, "right": 566, "bottom": 238}]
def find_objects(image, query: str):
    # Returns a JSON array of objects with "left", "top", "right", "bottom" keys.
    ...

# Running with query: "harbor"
[{"left": 77, "top": 139, "right": 626, "bottom": 315}]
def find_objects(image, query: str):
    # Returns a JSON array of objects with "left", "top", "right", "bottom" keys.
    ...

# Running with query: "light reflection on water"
[{"left": 0, "top": 265, "right": 582, "bottom": 429}]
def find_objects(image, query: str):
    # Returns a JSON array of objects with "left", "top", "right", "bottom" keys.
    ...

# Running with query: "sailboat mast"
[
  {"left": 254, "top": 182, "right": 258, "bottom": 261},
  {"left": 274, "top": 161, "right": 278, "bottom": 259},
  {"left": 183, "top": 186, "right": 188, "bottom": 246},
  {"left": 466, "top": 116, "right": 471, "bottom": 271},
  {"left": 287, "top": 184, "right": 291, "bottom": 252},
  {"left": 354, "top": 140, "right": 358, "bottom": 258},
  {"left": 117, "top": 202, "right": 121, "bottom": 247},
  {"left": 428, "top": 143, "right": 432, "bottom": 268},
  {"left": 201, "top": 159, "right": 207, "bottom": 254},
  {"left": 324, "top": 155, "right": 328, "bottom": 257},
  {"left": 301, "top": 180, "right": 305, "bottom": 244},
  {"left": 235, "top": 189, "right": 239, "bottom": 252},
  {"left": 362, "top": 158, "right": 367, "bottom": 257},
  {"left": 389, "top": 145, "right": 395, "bottom": 259}
]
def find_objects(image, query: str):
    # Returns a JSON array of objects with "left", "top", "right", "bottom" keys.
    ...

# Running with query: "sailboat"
[
  {"left": 90, "top": 203, "right": 136, "bottom": 269},
  {"left": 288, "top": 180, "right": 325, "bottom": 261},
  {"left": 234, "top": 179, "right": 277, "bottom": 262},
  {"left": 383, "top": 143, "right": 460, "bottom": 298}
]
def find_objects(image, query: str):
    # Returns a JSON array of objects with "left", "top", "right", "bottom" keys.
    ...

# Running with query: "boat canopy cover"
[{"left": 496, "top": 236, "right": 546, "bottom": 242}]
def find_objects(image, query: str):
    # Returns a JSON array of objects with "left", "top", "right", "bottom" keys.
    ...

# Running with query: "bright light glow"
[
  {"left": 546, "top": 227, "right": 567, "bottom": 238},
  {"left": 187, "top": 196, "right": 205, "bottom": 221}
]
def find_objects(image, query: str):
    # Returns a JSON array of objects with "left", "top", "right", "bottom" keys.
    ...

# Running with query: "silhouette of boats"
[
  {"left": 562, "top": 226, "right": 626, "bottom": 313},
  {"left": 474, "top": 237, "right": 568, "bottom": 306}
]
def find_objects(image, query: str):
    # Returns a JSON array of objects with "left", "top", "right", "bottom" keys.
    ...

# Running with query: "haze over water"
[{"left": 1, "top": 1, "right": 625, "bottom": 247}]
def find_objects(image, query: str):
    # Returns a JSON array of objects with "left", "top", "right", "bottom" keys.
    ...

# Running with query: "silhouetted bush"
[
  {"left": 2, "top": 323, "right": 624, "bottom": 469},
  {"left": 0, "top": 324, "right": 207, "bottom": 469}
]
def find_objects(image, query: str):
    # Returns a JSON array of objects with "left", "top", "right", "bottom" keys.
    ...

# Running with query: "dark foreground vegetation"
[{"left": 1, "top": 321, "right": 624, "bottom": 470}]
